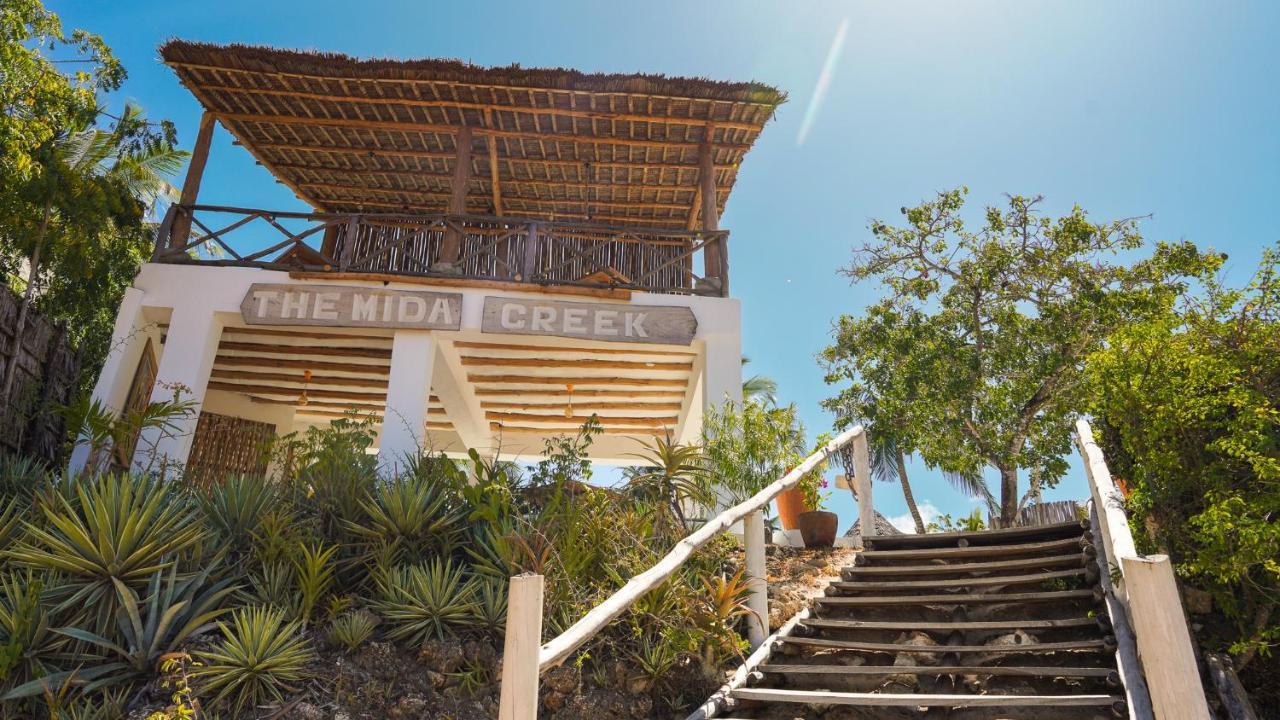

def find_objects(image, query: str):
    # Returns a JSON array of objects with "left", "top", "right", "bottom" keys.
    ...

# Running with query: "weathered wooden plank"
[
  {"left": 468, "top": 374, "right": 686, "bottom": 388},
  {"left": 816, "top": 589, "right": 1100, "bottom": 606},
  {"left": 778, "top": 636, "right": 1111, "bottom": 653},
  {"left": 830, "top": 568, "right": 1086, "bottom": 591},
  {"left": 801, "top": 617, "right": 1100, "bottom": 632},
  {"left": 481, "top": 297, "right": 696, "bottom": 346},
  {"left": 759, "top": 664, "right": 1117, "bottom": 679},
  {"left": 842, "top": 553, "right": 1088, "bottom": 577},
  {"left": 864, "top": 519, "right": 1087, "bottom": 549},
  {"left": 728, "top": 688, "right": 1122, "bottom": 708},
  {"left": 856, "top": 537, "right": 1083, "bottom": 561},
  {"left": 1122, "top": 554, "right": 1212, "bottom": 719},
  {"left": 460, "top": 356, "right": 692, "bottom": 371}
]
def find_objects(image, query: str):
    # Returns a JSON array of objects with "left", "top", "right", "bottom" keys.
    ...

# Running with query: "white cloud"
[{"left": 887, "top": 501, "right": 941, "bottom": 534}]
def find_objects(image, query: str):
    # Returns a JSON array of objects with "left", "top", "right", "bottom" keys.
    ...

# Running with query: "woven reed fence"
[
  {"left": 0, "top": 286, "right": 81, "bottom": 467},
  {"left": 989, "top": 499, "right": 1083, "bottom": 529}
]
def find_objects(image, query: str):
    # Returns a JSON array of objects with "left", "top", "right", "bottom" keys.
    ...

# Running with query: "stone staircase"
[{"left": 713, "top": 519, "right": 1130, "bottom": 719}]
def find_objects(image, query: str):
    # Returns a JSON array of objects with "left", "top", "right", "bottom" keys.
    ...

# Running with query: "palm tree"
[
  {"left": 2, "top": 104, "right": 186, "bottom": 401},
  {"left": 741, "top": 356, "right": 778, "bottom": 405}
]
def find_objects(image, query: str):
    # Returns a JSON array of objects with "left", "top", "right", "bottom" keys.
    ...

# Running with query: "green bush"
[{"left": 1088, "top": 244, "right": 1280, "bottom": 675}]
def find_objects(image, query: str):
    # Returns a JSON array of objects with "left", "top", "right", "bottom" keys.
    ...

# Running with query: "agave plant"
[
  {"left": 292, "top": 543, "right": 337, "bottom": 627},
  {"left": 471, "top": 576, "right": 508, "bottom": 637},
  {"left": 198, "top": 474, "right": 276, "bottom": 555},
  {"left": 0, "top": 572, "right": 72, "bottom": 698},
  {"left": 326, "top": 610, "right": 377, "bottom": 653},
  {"left": 195, "top": 606, "right": 312, "bottom": 714},
  {"left": 49, "top": 565, "right": 238, "bottom": 691},
  {"left": 235, "top": 561, "right": 298, "bottom": 617},
  {"left": 344, "top": 474, "right": 468, "bottom": 566},
  {"left": 8, "top": 474, "right": 206, "bottom": 632},
  {"left": 373, "top": 558, "right": 479, "bottom": 644}
]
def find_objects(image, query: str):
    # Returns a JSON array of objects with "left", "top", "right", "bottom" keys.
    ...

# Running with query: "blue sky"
[{"left": 55, "top": 0, "right": 1280, "bottom": 531}]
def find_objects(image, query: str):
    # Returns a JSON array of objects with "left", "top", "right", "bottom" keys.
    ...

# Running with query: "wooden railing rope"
[{"left": 535, "top": 424, "right": 867, "bottom": 672}]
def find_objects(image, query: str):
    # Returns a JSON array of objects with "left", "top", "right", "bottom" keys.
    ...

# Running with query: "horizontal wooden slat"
[
  {"left": 209, "top": 381, "right": 387, "bottom": 402},
  {"left": 830, "top": 568, "right": 1087, "bottom": 592},
  {"left": 480, "top": 401, "right": 682, "bottom": 412},
  {"left": 842, "top": 553, "right": 1088, "bottom": 577},
  {"left": 221, "top": 327, "right": 393, "bottom": 343},
  {"left": 856, "top": 537, "right": 1084, "bottom": 561},
  {"left": 779, "top": 636, "right": 1111, "bottom": 654},
  {"left": 210, "top": 369, "right": 389, "bottom": 389},
  {"left": 800, "top": 617, "right": 1102, "bottom": 632},
  {"left": 728, "top": 688, "right": 1122, "bottom": 708},
  {"left": 216, "top": 356, "right": 390, "bottom": 374},
  {"left": 816, "top": 589, "right": 1100, "bottom": 606},
  {"left": 219, "top": 340, "right": 392, "bottom": 360},
  {"left": 863, "top": 519, "right": 1087, "bottom": 549},
  {"left": 460, "top": 357, "right": 692, "bottom": 371},
  {"left": 471, "top": 388, "right": 684, "bottom": 399},
  {"left": 489, "top": 423, "right": 664, "bottom": 436},
  {"left": 759, "top": 664, "right": 1117, "bottom": 679},
  {"left": 468, "top": 374, "right": 685, "bottom": 387},
  {"left": 453, "top": 340, "right": 694, "bottom": 357},
  {"left": 487, "top": 412, "right": 675, "bottom": 427}
]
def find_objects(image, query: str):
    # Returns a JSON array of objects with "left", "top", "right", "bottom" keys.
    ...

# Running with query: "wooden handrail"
[{"left": 536, "top": 425, "right": 866, "bottom": 672}]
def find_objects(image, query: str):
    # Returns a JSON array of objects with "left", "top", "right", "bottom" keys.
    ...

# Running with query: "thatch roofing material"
[{"left": 159, "top": 41, "right": 785, "bottom": 228}]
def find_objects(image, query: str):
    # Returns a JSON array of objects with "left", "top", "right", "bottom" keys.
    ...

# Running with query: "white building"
[{"left": 74, "top": 41, "right": 783, "bottom": 476}]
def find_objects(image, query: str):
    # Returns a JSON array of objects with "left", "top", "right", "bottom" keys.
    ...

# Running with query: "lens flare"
[{"left": 797, "top": 18, "right": 849, "bottom": 147}]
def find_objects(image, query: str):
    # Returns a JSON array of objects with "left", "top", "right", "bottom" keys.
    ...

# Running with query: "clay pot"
[
  {"left": 796, "top": 510, "right": 839, "bottom": 548},
  {"left": 775, "top": 486, "right": 809, "bottom": 530}
]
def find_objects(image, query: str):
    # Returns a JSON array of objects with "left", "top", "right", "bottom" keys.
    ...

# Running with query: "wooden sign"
[
  {"left": 241, "top": 283, "right": 462, "bottom": 330},
  {"left": 481, "top": 297, "right": 696, "bottom": 345}
]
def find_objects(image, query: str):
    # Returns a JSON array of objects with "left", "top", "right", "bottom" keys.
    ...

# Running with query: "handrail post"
[
  {"left": 499, "top": 573, "right": 544, "bottom": 720},
  {"left": 744, "top": 509, "right": 768, "bottom": 649},
  {"left": 852, "top": 429, "right": 874, "bottom": 542},
  {"left": 1121, "top": 554, "right": 1212, "bottom": 719}
]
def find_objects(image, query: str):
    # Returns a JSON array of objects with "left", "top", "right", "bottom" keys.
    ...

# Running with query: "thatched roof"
[
  {"left": 844, "top": 511, "right": 905, "bottom": 538},
  {"left": 159, "top": 41, "right": 786, "bottom": 228}
]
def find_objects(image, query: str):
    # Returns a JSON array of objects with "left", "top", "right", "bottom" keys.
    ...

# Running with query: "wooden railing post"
[
  {"left": 170, "top": 111, "right": 216, "bottom": 250},
  {"left": 852, "top": 429, "right": 875, "bottom": 542},
  {"left": 499, "top": 574, "right": 544, "bottom": 720},
  {"left": 339, "top": 214, "right": 359, "bottom": 271},
  {"left": 744, "top": 509, "right": 768, "bottom": 649},
  {"left": 518, "top": 222, "right": 539, "bottom": 282},
  {"left": 1121, "top": 555, "right": 1211, "bottom": 719}
]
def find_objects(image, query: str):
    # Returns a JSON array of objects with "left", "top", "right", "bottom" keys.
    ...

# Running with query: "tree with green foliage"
[
  {"left": 1088, "top": 244, "right": 1279, "bottom": 677},
  {"left": 702, "top": 399, "right": 807, "bottom": 505},
  {"left": 0, "top": 0, "right": 185, "bottom": 396},
  {"left": 827, "top": 188, "right": 1214, "bottom": 524}
]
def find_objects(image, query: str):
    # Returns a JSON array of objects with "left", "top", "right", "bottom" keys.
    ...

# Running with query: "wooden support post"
[
  {"left": 486, "top": 110, "right": 504, "bottom": 216},
  {"left": 744, "top": 509, "right": 768, "bottom": 649},
  {"left": 499, "top": 574, "right": 544, "bottom": 720},
  {"left": 697, "top": 125, "right": 723, "bottom": 290},
  {"left": 438, "top": 125, "right": 473, "bottom": 268},
  {"left": 519, "top": 222, "right": 539, "bottom": 282},
  {"left": 1121, "top": 554, "right": 1211, "bottom": 720},
  {"left": 852, "top": 429, "right": 875, "bottom": 542},
  {"left": 170, "top": 111, "right": 217, "bottom": 250},
  {"left": 339, "top": 214, "right": 359, "bottom": 271},
  {"left": 1090, "top": 507, "right": 1155, "bottom": 720}
]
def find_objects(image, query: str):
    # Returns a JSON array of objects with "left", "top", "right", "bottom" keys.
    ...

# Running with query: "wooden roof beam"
[
  {"left": 214, "top": 111, "right": 754, "bottom": 152},
  {"left": 172, "top": 81, "right": 767, "bottom": 132}
]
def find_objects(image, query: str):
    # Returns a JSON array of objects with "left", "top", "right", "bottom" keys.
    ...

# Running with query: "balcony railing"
[{"left": 153, "top": 204, "right": 731, "bottom": 297}]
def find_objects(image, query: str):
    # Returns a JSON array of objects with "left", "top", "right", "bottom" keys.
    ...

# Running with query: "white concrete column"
[
  {"left": 132, "top": 305, "right": 223, "bottom": 476},
  {"left": 69, "top": 287, "right": 148, "bottom": 474},
  {"left": 379, "top": 330, "right": 435, "bottom": 476},
  {"left": 701, "top": 330, "right": 743, "bottom": 412}
]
